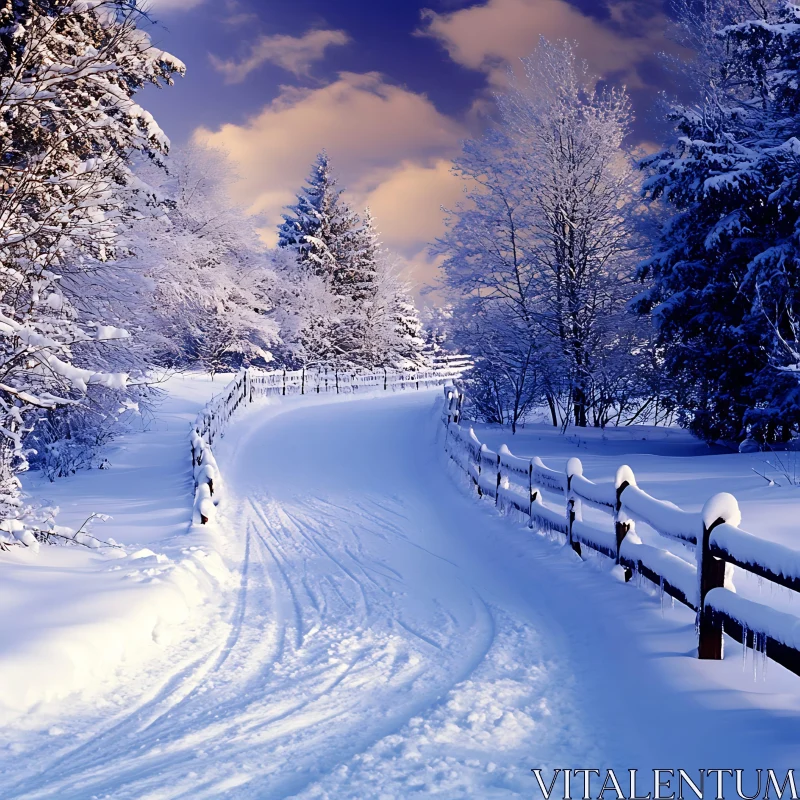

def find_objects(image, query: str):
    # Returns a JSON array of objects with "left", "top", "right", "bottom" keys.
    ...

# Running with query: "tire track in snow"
[
  {"left": 3, "top": 525, "right": 258, "bottom": 797},
  {"left": 5, "top": 395, "right": 571, "bottom": 800}
]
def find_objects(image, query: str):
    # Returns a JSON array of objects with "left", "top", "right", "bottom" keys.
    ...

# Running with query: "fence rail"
[
  {"left": 442, "top": 387, "right": 800, "bottom": 677},
  {"left": 188, "top": 361, "right": 471, "bottom": 527}
]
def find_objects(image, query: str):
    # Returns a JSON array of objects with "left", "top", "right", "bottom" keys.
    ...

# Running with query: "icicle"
[
  {"left": 660, "top": 575, "right": 665, "bottom": 617},
  {"left": 753, "top": 631, "right": 759, "bottom": 683},
  {"left": 761, "top": 633, "right": 768, "bottom": 682},
  {"left": 742, "top": 624, "right": 748, "bottom": 671}
]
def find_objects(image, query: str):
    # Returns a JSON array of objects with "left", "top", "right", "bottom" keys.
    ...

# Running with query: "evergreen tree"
[
  {"left": 638, "top": 0, "right": 800, "bottom": 443},
  {"left": 278, "top": 156, "right": 426, "bottom": 369},
  {"left": 278, "top": 151, "right": 344, "bottom": 283}
]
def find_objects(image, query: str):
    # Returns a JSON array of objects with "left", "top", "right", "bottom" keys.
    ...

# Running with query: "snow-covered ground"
[{"left": 2, "top": 387, "right": 800, "bottom": 798}]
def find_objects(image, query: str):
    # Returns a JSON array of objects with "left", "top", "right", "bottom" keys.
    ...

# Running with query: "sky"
[{"left": 140, "top": 0, "right": 681, "bottom": 288}]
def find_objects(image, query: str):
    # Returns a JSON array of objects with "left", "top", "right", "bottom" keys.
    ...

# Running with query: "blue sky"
[{"left": 141, "top": 0, "right": 677, "bottom": 284}]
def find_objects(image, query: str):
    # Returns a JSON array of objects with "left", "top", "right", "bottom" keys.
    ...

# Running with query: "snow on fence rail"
[
  {"left": 189, "top": 362, "right": 471, "bottom": 525},
  {"left": 442, "top": 387, "right": 800, "bottom": 677}
]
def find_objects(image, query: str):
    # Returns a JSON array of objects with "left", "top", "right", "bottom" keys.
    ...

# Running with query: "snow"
[
  {"left": 498, "top": 444, "right": 531, "bottom": 477},
  {"left": 621, "top": 535, "right": 699, "bottom": 609},
  {"left": 620, "top": 483, "right": 700, "bottom": 544},
  {"left": 571, "top": 473, "right": 616, "bottom": 509},
  {"left": 703, "top": 492, "right": 742, "bottom": 529},
  {"left": 3, "top": 388, "right": 800, "bottom": 796},
  {"left": 712, "top": 522, "right": 800, "bottom": 587},
  {"left": 0, "top": 374, "right": 234, "bottom": 723},
  {"left": 572, "top": 517, "right": 617, "bottom": 557}
]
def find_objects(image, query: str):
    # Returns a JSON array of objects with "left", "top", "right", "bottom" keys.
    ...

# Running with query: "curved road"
[{"left": 6, "top": 390, "right": 799, "bottom": 799}]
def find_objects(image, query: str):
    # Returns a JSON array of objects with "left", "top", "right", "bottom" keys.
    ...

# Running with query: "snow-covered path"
[{"left": 6, "top": 390, "right": 800, "bottom": 799}]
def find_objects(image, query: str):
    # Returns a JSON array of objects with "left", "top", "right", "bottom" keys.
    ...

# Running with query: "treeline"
[{"left": 437, "top": 0, "right": 800, "bottom": 445}]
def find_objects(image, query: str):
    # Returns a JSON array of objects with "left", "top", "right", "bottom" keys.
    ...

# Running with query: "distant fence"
[
  {"left": 188, "top": 360, "right": 470, "bottom": 527},
  {"left": 442, "top": 387, "right": 800, "bottom": 677}
]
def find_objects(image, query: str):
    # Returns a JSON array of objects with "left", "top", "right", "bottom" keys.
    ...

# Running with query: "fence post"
[
  {"left": 282, "top": 369, "right": 286, "bottom": 396},
  {"left": 495, "top": 453, "right": 501, "bottom": 506},
  {"left": 697, "top": 493, "right": 740, "bottom": 660},
  {"left": 565, "top": 457, "right": 582, "bottom": 557},
  {"left": 384, "top": 367, "right": 388, "bottom": 391},
  {"left": 474, "top": 433, "right": 482, "bottom": 498},
  {"left": 528, "top": 463, "right": 535, "bottom": 527},
  {"left": 301, "top": 367, "right": 305, "bottom": 395},
  {"left": 614, "top": 465, "right": 635, "bottom": 581}
]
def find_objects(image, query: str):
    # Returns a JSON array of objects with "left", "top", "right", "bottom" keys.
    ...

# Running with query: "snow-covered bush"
[{"left": 27, "top": 385, "right": 151, "bottom": 481}]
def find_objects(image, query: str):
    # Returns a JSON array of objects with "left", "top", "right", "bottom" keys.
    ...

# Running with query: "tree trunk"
[{"left": 547, "top": 394, "right": 558, "bottom": 427}]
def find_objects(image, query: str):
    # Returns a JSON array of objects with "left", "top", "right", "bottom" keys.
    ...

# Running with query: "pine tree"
[
  {"left": 638, "top": 0, "right": 800, "bottom": 444},
  {"left": 278, "top": 151, "right": 343, "bottom": 282},
  {"left": 277, "top": 155, "right": 427, "bottom": 369},
  {"left": 337, "top": 207, "right": 380, "bottom": 300}
]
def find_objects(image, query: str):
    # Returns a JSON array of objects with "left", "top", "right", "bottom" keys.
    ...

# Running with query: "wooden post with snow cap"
[
  {"left": 566, "top": 457, "right": 583, "bottom": 557},
  {"left": 697, "top": 493, "right": 740, "bottom": 660},
  {"left": 615, "top": 465, "right": 635, "bottom": 581}
]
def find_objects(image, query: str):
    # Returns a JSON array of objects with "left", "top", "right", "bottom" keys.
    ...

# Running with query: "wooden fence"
[
  {"left": 188, "top": 361, "right": 471, "bottom": 527},
  {"left": 443, "top": 387, "right": 800, "bottom": 676}
]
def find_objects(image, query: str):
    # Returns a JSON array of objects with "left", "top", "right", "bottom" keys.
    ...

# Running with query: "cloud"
[
  {"left": 194, "top": 73, "right": 466, "bottom": 278},
  {"left": 418, "top": 0, "right": 672, "bottom": 89},
  {"left": 143, "top": 0, "right": 205, "bottom": 12},
  {"left": 210, "top": 29, "right": 351, "bottom": 83}
]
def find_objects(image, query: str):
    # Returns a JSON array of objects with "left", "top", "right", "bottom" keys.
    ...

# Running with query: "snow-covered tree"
[
  {"left": 434, "top": 127, "right": 545, "bottom": 429},
  {"left": 356, "top": 249, "right": 426, "bottom": 369},
  {"left": 0, "top": 0, "right": 183, "bottom": 526},
  {"left": 638, "top": 0, "right": 800, "bottom": 443},
  {"left": 129, "top": 144, "right": 278, "bottom": 376},
  {"left": 277, "top": 157, "right": 426, "bottom": 369},
  {"left": 499, "top": 40, "right": 643, "bottom": 427},
  {"left": 270, "top": 248, "right": 348, "bottom": 367},
  {"left": 278, "top": 150, "right": 353, "bottom": 288}
]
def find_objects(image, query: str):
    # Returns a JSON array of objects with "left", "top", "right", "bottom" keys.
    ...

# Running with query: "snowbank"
[{"left": 0, "top": 540, "right": 232, "bottom": 718}]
